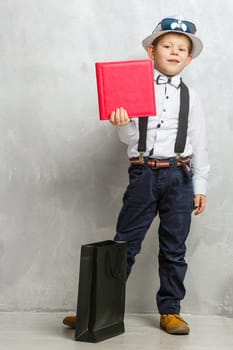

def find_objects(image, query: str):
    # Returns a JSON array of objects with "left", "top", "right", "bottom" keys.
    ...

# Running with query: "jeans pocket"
[{"left": 128, "top": 165, "right": 145, "bottom": 180}]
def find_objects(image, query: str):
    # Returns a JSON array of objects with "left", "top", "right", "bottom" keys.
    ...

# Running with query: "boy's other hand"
[
  {"left": 194, "top": 194, "right": 206, "bottom": 215},
  {"left": 109, "top": 107, "right": 131, "bottom": 126}
]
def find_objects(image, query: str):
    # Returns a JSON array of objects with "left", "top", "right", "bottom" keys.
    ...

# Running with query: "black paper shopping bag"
[{"left": 75, "top": 240, "right": 127, "bottom": 343}]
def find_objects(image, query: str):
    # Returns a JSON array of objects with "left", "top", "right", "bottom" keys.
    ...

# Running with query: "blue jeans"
[{"left": 114, "top": 158, "right": 194, "bottom": 314}]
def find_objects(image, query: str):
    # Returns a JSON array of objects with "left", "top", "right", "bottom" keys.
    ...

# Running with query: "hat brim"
[{"left": 142, "top": 30, "right": 203, "bottom": 58}]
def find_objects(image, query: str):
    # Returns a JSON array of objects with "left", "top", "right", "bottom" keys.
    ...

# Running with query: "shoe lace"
[{"left": 165, "top": 314, "right": 188, "bottom": 325}]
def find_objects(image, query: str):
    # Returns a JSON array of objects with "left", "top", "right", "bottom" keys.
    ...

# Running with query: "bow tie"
[{"left": 156, "top": 74, "right": 181, "bottom": 88}]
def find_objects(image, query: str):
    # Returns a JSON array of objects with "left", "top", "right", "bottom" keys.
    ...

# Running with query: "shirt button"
[
  {"left": 163, "top": 109, "right": 166, "bottom": 112},
  {"left": 166, "top": 96, "right": 169, "bottom": 99}
]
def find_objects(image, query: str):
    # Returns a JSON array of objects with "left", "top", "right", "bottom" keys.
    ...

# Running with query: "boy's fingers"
[
  {"left": 119, "top": 107, "right": 126, "bottom": 124},
  {"left": 115, "top": 108, "right": 120, "bottom": 123},
  {"left": 109, "top": 108, "right": 131, "bottom": 125},
  {"left": 109, "top": 109, "right": 121, "bottom": 125},
  {"left": 194, "top": 195, "right": 206, "bottom": 215},
  {"left": 109, "top": 111, "right": 116, "bottom": 124}
]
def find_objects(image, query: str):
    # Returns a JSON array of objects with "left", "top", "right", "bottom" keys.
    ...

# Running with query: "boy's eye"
[{"left": 179, "top": 47, "right": 188, "bottom": 52}]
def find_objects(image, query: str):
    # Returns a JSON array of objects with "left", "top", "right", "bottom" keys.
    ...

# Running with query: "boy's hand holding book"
[{"left": 109, "top": 107, "right": 131, "bottom": 126}]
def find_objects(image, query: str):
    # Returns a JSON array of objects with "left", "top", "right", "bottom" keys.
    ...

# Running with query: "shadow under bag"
[{"left": 75, "top": 240, "right": 127, "bottom": 343}]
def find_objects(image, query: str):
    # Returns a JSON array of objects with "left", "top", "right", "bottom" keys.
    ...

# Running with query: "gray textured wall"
[{"left": 0, "top": 0, "right": 233, "bottom": 315}]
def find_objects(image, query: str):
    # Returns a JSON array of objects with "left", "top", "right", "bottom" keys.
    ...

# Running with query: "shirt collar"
[{"left": 153, "top": 69, "right": 181, "bottom": 82}]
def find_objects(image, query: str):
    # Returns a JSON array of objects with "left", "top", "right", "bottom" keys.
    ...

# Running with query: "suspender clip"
[{"left": 139, "top": 152, "right": 144, "bottom": 162}]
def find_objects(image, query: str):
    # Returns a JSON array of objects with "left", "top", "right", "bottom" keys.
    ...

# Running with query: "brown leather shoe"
[
  {"left": 62, "top": 315, "right": 76, "bottom": 329},
  {"left": 160, "top": 314, "right": 190, "bottom": 335}
]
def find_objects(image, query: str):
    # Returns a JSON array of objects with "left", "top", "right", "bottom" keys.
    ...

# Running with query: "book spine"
[{"left": 95, "top": 63, "right": 106, "bottom": 120}]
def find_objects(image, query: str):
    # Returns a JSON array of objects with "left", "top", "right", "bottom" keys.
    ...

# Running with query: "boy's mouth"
[{"left": 168, "top": 59, "right": 180, "bottom": 63}]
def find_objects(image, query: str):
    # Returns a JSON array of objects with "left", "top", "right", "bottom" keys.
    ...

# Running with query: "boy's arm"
[
  {"left": 189, "top": 89, "right": 209, "bottom": 214},
  {"left": 109, "top": 108, "right": 138, "bottom": 147}
]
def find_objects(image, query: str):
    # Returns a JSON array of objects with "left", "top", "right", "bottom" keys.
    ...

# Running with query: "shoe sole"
[
  {"left": 160, "top": 324, "right": 190, "bottom": 335},
  {"left": 63, "top": 320, "right": 76, "bottom": 329}
]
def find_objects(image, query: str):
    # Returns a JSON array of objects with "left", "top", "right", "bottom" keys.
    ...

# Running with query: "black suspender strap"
[
  {"left": 137, "top": 80, "right": 190, "bottom": 157},
  {"left": 138, "top": 117, "right": 148, "bottom": 154},
  {"left": 174, "top": 80, "right": 190, "bottom": 155}
]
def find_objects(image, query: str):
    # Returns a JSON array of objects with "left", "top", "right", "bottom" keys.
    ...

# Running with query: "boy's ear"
[
  {"left": 147, "top": 45, "right": 154, "bottom": 60},
  {"left": 186, "top": 54, "right": 193, "bottom": 66}
]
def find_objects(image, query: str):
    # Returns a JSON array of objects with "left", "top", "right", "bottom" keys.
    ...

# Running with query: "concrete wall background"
[{"left": 0, "top": 0, "right": 233, "bottom": 315}]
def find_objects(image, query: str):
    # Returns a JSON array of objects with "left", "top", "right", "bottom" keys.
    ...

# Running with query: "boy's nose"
[{"left": 171, "top": 47, "right": 178, "bottom": 55}]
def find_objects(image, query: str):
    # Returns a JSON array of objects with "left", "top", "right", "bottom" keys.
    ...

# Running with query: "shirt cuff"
[{"left": 193, "top": 178, "right": 208, "bottom": 196}]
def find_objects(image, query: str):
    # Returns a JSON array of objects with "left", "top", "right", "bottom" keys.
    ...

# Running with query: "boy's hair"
[{"left": 151, "top": 32, "right": 193, "bottom": 55}]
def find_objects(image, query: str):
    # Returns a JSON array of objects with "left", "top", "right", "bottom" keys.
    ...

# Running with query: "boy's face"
[{"left": 147, "top": 33, "right": 192, "bottom": 77}]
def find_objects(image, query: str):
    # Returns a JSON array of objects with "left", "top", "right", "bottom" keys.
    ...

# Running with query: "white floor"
[{"left": 0, "top": 312, "right": 233, "bottom": 350}]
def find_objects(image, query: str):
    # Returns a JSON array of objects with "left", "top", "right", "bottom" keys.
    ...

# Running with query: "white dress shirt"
[{"left": 118, "top": 69, "right": 209, "bottom": 195}]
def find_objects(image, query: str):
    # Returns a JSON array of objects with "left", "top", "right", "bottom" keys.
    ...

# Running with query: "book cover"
[{"left": 95, "top": 59, "right": 156, "bottom": 120}]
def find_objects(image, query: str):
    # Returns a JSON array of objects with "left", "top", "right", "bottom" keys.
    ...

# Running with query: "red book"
[{"left": 95, "top": 59, "right": 156, "bottom": 120}]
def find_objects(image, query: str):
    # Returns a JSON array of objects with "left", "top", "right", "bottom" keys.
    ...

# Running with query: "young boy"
[{"left": 63, "top": 16, "right": 209, "bottom": 335}]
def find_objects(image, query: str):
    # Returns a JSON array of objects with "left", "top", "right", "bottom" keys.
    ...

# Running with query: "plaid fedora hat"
[{"left": 142, "top": 16, "right": 203, "bottom": 58}]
